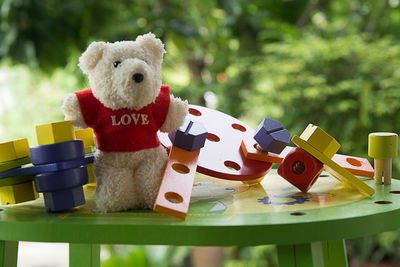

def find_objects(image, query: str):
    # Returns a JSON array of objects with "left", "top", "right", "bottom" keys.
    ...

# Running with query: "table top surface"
[{"left": 0, "top": 170, "right": 399, "bottom": 246}]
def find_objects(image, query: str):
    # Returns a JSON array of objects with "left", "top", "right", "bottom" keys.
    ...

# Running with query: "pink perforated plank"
[{"left": 331, "top": 154, "right": 374, "bottom": 178}]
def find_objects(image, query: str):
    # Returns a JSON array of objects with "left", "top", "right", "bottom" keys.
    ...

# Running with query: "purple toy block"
[
  {"left": 253, "top": 118, "right": 291, "bottom": 154},
  {"left": 0, "top": 154, "right": 94, "bottom": 179},
  {"left": 170, "top": 119, "right": 207, "bottom": 151},
  {"left": 30, "top": 140, "right": 85, "bottom": 165},
  {"left": 43, "top": 187, "right": 85, "bottom": 212},
  {"left": 34, "top": 166, "right": 88, "bottom": 192}
]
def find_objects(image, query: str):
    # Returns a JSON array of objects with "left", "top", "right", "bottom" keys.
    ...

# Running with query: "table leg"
[
  {"left": 0, "top": 241, "right": 18, "bottom": 267},
  {"left": 277, "top": 240, "right": 348, "bottom": 267},
  {"left": 69, "top": 243, "right": 100, "bottom": 267}
]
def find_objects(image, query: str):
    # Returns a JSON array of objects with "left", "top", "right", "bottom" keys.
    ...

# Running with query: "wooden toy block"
[
  {"left": 30, "top": 140, "right": 85, "bottom": 165},
  {"left": 153, "top": 146, "right": 201, "bottom": 220},
  {"left": 253, "top": 118, "right": 291, "bottom": 154},
  {"left": 86, "top": 163, "right": 95, "bottom": 184},
  {"left": 292, "top": 135, "right": 375, "bottom": 196},
  {"left": 0, "top": 175, "right": 34, "bottom": 187},
  {"left": 278, "top": 147, "right": 323, "bottom": 193},
  {"left": 240, "top": 139, "right": 295, "bottom": 164},
  {"left": 0, "top": 181, "right": 38, "bottom": 205},
  {"left": 331, "top": 154, "right": 374, "bottom": 178},
  {"left": 170, "top": 119, "right": 208, "bottom": 151},
  {"left": 299, "top": 124, "right": 340, "bottom": 159},
  {"left": 85, "top": 146, "right": 96, "bottom": 154},
  {"left": 368, "top": 132, "right": 398, "bottom": 185},
  {"left": 36, "top": 121, "right": 75, "bottom": 146},
  {"left": 0, "top": 153, "right": 94, "bottom": 179},
  {"left": 75, "top": 128, "right": 95, "bottom": 148},
  {"left": 43, "top": 187, "right": 85, "bottom": 212},
  {"left": 0, "top": 157, "right": 31, "bottom": 172},
  {"left": 34, "top": 166, "right": 88, "bottom": 192},
  {"left": 0, "top": 139, "right": 29, "bottom": 163}
]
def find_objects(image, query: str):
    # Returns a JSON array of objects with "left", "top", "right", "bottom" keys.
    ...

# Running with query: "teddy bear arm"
[
  {"left": 62, "top": 93, "right": 88, "bottom": 129},
  {"left": 160, "top": 95, "right": 188, "bottom": 133}
]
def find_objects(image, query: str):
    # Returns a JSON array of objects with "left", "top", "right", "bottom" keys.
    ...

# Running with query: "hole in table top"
[
  {"left": 189, "top": 108, "right": 201, "bottom": 116},
  {"left": 172, "top": 163, "right": 190, "bottom": 174},
  {"left": 346, "top": 157, "right": 362, "bottom": 167},
  {"left": 292, "top": 161, "right": 305, "bottom": 175},
  {"left": 390, "top": 191, "right": 400, "bottom": 194},
  {"left": 374, "top": 201, "right": 392, "bottom": 205},
  {"left": 290, "top": 212, "right": 306, "bottom": 216},
  {"left": 207, "top": 133, "right": 220, "bottom": 142},
  {"left": 165, "top": 192, "right": 183, "bottom": 204},
  {"left": 224, "top": 161, "right": 241, "bottom": 171},
  {"left": 232, "top": 123, "right": 246, "bottom": 132}
]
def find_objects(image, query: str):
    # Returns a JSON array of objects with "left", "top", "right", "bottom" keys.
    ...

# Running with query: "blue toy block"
[
  {"left": 253, "top": 118, "right": 291, "bottom": 154},
  {"left": 169, "top": 119, "right": 207, "bottom": 151},
  {"left": 0, "top": 154, "right": 94, "bottom": 179},
  {"left": 43, "top": 187, "right": 85, "bottom": 212},
  {"left": 30, "top": 140, "right": 85, "bottom": 165},
  {"left": 34, "top": 166, "right": 88, "bottom": 192}
]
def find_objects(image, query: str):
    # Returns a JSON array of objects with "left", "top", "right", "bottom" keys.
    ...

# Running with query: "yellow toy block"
[
  {"left": 299, "top": 124, "right": 340, "bottom": 159},
  {"left": 86, "top": 163, "right": 95, "bottom": 184},
  {"left": 0, "top": 139, "right": 30, "bottom": 163},
  {"left": 85, "top": 146, "right": 96, "bottom": 154},
  {"left": 0, "top": 181, "right": 38, "bottom": 205},
  {"left": 292, "top": 135, "right": 375, "bottom": 196},
  {"left": 75, "top": 128, "right": 95, "bottom": 148},
  {"left": 36, "top": 121, "right": 75, "bottom": 146}
]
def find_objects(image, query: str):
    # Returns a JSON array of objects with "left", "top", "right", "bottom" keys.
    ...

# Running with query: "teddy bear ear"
[
  {"left": 136, "top": 33, "right": 166, "bottom": 64},
  {"left": 78, "top": 41, "right": 107, "bottom": 74}
]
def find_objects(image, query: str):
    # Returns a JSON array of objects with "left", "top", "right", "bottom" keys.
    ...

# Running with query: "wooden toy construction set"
[{"left": 0, "top": 104, "right": 397, "bottom": 220}]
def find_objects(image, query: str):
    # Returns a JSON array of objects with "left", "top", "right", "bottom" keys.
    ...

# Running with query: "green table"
[{"left": 0, "top": 170, "right": 399, "bottom": 267}]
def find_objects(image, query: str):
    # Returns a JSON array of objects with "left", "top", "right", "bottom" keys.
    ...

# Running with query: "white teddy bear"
[{"left": 62, "top": 33, "right": 188, "bottom": 212}]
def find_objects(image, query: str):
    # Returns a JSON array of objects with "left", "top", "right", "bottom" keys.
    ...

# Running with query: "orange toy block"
[
  {"left": 331, "top": 154, "right": 374, "bottom": 178},
  {"left": 240, "top": 139, "right": 294, "bottom": 164},
  {"left": 153, "top": 146, "right": 200, "bottom": 220}
]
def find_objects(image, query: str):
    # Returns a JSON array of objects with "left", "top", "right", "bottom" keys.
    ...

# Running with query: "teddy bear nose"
[{"left": 132, "top": 73, "right": 144, "bottom": 83}]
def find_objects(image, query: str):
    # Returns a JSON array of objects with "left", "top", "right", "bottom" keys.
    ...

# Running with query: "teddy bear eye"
[{"left": 113, "top": 61, "right": 121, "bottom": 68}]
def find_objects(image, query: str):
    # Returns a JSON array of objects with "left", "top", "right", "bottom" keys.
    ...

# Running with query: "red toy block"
[{"left": 278, "top": 147, "right": 323, "bottom": 193}]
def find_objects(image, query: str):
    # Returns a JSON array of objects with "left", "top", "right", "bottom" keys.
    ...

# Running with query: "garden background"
[{"left": 0, "top": 0, "right": 399, "bottom": 266}]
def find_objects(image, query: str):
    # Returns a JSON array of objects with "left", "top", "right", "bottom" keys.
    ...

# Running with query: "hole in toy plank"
[
  {"left": 207, "top": 133, "right": 220, "bottom": 142},
  {"left": 374, "top": 201, "right": 392, "bottom": 205},
  {"left": 320, "top": 174, "right": 329, "bottom": 177},
  {"left": 232, "top": 123, "right": 246, "bottom": 132},
  {"left": 390, "top": 191, "right": 400, "bottom": 194},
  {"left": 189, "top": 108, "right": 201, "bottom": 116},
  {"left": 224, "top": 161, "right": 241, "bottom": 171},
  {"left": 172, "top": 163, "right": 190, "bottom": 174},
  {"left": 290, "top": 212, "right": 306, "bottom": 216},
  {"left": 292, "top": 161, "right": 305, "bottom": 175},
  {"left": 346, "top": 157, "right": 362, "bottom": 167},
  {"left": 165, "top": 192, "right": 183, "bottom": 204}
]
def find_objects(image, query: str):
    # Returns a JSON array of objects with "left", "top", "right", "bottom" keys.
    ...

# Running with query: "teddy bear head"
[{"left": 78, "top": 33, "right": 166, "bottom": 110}]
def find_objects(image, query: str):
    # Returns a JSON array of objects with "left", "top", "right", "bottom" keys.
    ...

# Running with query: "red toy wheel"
[{"left": 160, "top": 105, "right": 272, "bottom": 181}]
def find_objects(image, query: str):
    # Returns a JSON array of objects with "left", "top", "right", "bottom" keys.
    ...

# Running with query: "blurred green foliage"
[{"left": 1, "top": 0, "right": 400, "bottom": 266}]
